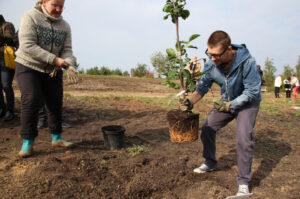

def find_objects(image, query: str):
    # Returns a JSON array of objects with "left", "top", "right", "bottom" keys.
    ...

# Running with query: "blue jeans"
[{"left": 0, "top": 60, "right": 15, "bottom": 112}]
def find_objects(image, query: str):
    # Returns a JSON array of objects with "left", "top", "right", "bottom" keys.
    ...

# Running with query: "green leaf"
[
  {"left": 181, "top": 48, "right": 186, "bottom": 56},
  {"left": 187, "top": 45, "right": 198, "bottom": 49},
  {"left": 183, "top": 69, "right": 191, "bottom": 79},
  {"left": 181, "top": 10, "right": 190, "bottom": 20},
  {"left": 188, "top": 34, "right": 200, "bottom": 42},
  {"left": 185, "top": 57, "right": 191, "bottom": 62},
  {"left": 194, "top": 72, "right": 205, "bottom": 77},
  {"left": 163, "top": 4, "right": 172, "bottom": 13},
  {"left": 166, "top": 48, "right": 176, "bottom": 58},
  {"left": 189, "top": 81, "right": 196, "bottom": 92},
  {"left": 167, "top": 71, "right": 178, "bottom": 78},
  {"left": 166, "top": 80, "right": 180, "bottom": 89},
  {"left": 163, "top": 14, "right": 169, "bottom": 20},
  {"left": 171, "top": 16, "right": 177, "bottom": 24},
  {"left": 174, "top": 8, "right": 180, "bottom": 14},
  {"left": 180, "top": 40, "right": 188, "bottom": 44}
]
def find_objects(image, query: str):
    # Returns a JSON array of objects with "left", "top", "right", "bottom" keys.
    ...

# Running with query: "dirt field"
[{"left": 0, "top": 75, "right": 299, "bottom": 199}]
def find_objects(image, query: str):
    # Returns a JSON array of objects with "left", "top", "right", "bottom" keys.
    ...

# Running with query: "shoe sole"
[
  {"left": 52, "top": 142, "right": 74, "bottom": 148},
  {"left": 226, "top": 193, "right": 253, "bottom": 199},
  {"left": 18, "top": 149, "right": 33, "bottom": 158}
]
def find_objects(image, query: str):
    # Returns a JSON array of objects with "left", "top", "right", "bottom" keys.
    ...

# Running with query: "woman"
[
  {"left": 291, "top": 74, "right": 299, "bottom": 99},
  {"left": 185, "top": 56, "right": 201, "bottom": 92},
  {"left": 0, "top": 15, "right": 17, "bottom": 121},
  {"left": 15, "top": 0, "right": 74, "bottom": 157},
  {"left": 283, "top": 76, "right": 291, "bottom": 98}
]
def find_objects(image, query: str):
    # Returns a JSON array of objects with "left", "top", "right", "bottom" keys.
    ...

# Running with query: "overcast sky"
[{"left": 1, "top": 0, "right": 300, "bottom": 74}]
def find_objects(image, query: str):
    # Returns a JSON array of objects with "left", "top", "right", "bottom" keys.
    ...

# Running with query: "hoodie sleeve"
[
  {"left": 230, "top": 57, "right": 261, "bottom": 109},
  {"left": 60, "top": 21, "right": 74, "bottom": 66}
]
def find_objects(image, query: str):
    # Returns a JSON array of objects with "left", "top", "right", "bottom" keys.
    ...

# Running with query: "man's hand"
[
  {"left": 179, "top": 98, "right": 193, "bottom": 112},
  {"left": 213, "top": 99, "right": 231, "bottom": 112}
]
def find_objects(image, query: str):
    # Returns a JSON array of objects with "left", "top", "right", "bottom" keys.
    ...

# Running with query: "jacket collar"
[
  {"left": 34, "top": 4, "right": 63, "bottom": 22},
  {"left": 216, "top": 44, "right": 250, "bottom": 76}
]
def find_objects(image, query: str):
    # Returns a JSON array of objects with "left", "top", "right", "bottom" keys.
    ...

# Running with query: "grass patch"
[
  {"left": 126, "top": 145, "right": 144, "bottom": 157},
  {"left": 100, "top": 159, "right": 107, "bottom": 165}
]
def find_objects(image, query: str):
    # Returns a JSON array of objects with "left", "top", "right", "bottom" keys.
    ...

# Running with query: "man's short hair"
[{"left": 207, "top": 30, "right": 231, "bottom": 50}]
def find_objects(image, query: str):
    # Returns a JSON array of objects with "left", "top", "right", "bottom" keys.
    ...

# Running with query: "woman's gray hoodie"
[{"left": 15, "top": 5, "right": 73, "bottom": 73}]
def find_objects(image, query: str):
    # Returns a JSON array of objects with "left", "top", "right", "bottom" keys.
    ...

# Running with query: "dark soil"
[{"left": 1, "top": 76, "right": 299, "bottom": 199}]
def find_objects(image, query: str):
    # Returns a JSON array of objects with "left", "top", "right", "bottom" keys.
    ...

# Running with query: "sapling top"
[{"left": 162, "top": 0, "right": 203, "bottom": 96}]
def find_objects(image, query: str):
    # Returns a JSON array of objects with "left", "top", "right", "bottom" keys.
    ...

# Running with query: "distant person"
[
  {"left": 180, "top": 30, "right": 261, "bottom": 198},
  {"left": 0, "top": 15, "right": 17, "bottom": 121},
  {"left": 15, "top": 0, "right": 76, "bottom": 157},
  {"left": 257, "top": 65, "right": 264, "bottom": 85},
  {"left": 283, "top": 77, "right": 292, "bottom": 98},
  {"left": 274, "top": 74, "right": 282, "bottom": 98},
  {"left": 291, "top": 74, "right": 299, "bottom": 99},
  {"left": 185, "top": 56, "right": 201, "bottom": 91}
]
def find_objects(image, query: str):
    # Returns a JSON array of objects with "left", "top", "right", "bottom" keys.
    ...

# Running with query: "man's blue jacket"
[{"left": 196, "top": 44, "right": 261, "bottom": 110}]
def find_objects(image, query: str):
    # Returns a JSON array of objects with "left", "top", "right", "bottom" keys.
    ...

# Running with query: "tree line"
[
  {"left": 77, "top": 64, "right": 150, "bottom": 77},
  {"left": 76, "top": 52, "right": 300, "bottom": 84},
  {"left": 263, "top": 55, "right": 300, "bottom": 88}
]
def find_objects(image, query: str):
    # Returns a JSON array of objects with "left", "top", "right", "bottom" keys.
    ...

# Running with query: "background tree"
[
  {"left": 86, "top": 66, "right": 101, "bottom": 75},
  {"left": 73, "top": 56, "right": 80, "bottom": 69},
  {"left": 295, "top": 55, "right": 300, "bottom": 80},
  {"left": 123, "top": 71, "right": 130, "bottom": 76},
  {"left": 111, "top": 68, "right": 123, "bottom": 76},
  {"left": 263, "top": 58, "right": 276, "bottom": 87},
  {"left": 78, "top": 68, "right": 85, "bottom": 74},
  {"left": 282, "top": 64, "right": 294, "bottom": 80},
  {"left": 99, "top": 66, "right": 112, "bottom": 75},
  {"left": 133, "top": 63, "right": 148, "bottom": 77},
  {"left": 150, "top": 52, "right": 170, "bottom": 78}
]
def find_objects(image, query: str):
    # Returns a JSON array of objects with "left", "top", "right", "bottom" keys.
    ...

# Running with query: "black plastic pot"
[{"left": 102, "top": 125, "right": 125, "bottom": 150}]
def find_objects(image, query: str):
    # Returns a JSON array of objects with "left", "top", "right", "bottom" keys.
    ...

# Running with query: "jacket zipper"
[
  {"left": 50, "top": 22, "right": 54, "bottom": 53},
  {"left": 225, "top": 74, "right": 230, "bottom": 101},
  {"left": 224, "top": 54, "right": 250, "bottom": 102},
  {"left": 45, "top": 21, "right": 54, "bottom": 73}
]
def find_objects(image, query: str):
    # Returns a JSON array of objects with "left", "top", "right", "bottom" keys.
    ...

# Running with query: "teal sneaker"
[
  {"left": 19, "top": 139, "right": 34, "bottom": 158},
  {"left": 51, "top": 134, "right": 73, "bottom": 148}
]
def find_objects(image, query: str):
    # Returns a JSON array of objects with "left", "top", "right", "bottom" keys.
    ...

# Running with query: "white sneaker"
[
  {"left": 236, "top": 185, "right": 253, "bottom": 196},
  {"left": 225, "top": 185, "right": 253, "bottom": 199},
  {"left": 193, "top": 163, "right": 215, "bottom": 173}
]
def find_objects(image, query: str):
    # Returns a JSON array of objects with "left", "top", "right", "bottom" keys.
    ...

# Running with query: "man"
[
  {"left": 274, "top": 74, "right": 282, "bottom": 98},
  {"left": 181, "top": 30, "right": 261, "bottom": 198},
  {"left": 0, "top": 15, "right": 17, "bottom": 121}
]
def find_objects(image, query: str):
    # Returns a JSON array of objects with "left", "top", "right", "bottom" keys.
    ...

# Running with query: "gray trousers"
[{"left": 201, "top": 101, "right": 260, "bottom": 185}]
